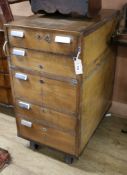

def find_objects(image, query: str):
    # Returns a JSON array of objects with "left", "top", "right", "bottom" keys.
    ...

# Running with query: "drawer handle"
[
  {"left": 21, "top": 120, "right": 32, "bottom": 128},
  {"left": 3, "top": 41, "right": 9, "bottom": 57},
  {"left": 10, "top": 30, "right": 24, "bottom": 38},
  {"left": 55, "top": 36, "right": 72, "bottom": 44},
  {"left": 42, "top": 127, "right": 48, "bottom": 132},
  {"left": 15, "top": 73, "right": 28, "bottom": 81},
  {"left": 18, "top": 101, "right": 31, "bottom": 110},
  {"left": 12, "top": 48, "right": 25, "bottom": 56}
]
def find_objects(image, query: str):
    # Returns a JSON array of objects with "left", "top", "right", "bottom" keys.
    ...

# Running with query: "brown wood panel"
[
  {"left": 41, "top": 77, "right": 78, "bottom": 114},
  {"left": 0, "top": 88, "right": 13, "bottom": 104},
  {"left": 88, "top": 0, "right": 102, "bottom": 17},
  {"left": 15, "top": 99, "right": 77, "bottom": 133},
  {"left": 83, "top": 19, "right": 116, "bottom": 77},
  {"left": 79, "top": 48, "right": 116, "bottom": 153},
  {"left": 0, "top": 59, "right": 3, "bottom": 72},
  {"left": 16, "top": 116, "right": 76, "bottom": 155},
  {"left": 0, "top": 74, "right": 5, "bottom": 86},
  {"left": 113, "top": 47, "right": 127, "bottom": 104},
  {"left": 0, "top": 73, "right": 11, "bottom": 87},
  {"left": 10, "top": 48, "right": 76, "bottom": 79},
  {"left": 2, "top": 58, "right": 9, "bottom": 73},
  {"left": 78, "top": 18, "right": 117, "bottom": 154},
  {"left": 11, "top": 70, "right": 42, "bottom": 105}
]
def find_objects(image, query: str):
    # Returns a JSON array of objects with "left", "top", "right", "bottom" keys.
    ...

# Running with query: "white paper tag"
[{"left": 74, "top": 58, "right": 83, "bottom": 75}]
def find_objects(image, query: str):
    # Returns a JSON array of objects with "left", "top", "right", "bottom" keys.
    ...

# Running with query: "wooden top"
[{"left": 6, "top": 9, "right": 118, "bottom": 34}]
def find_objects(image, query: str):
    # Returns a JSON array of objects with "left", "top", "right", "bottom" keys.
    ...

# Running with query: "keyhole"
[{"left": 40, "top": 80, "right": 44, "bottom": 84}]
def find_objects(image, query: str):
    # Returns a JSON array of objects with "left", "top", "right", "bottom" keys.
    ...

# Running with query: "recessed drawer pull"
[
  {"left": 18, "top": 101, "right": 31, "bottom": 110},
  {"left": 55, "top": 36, "right": 72, "bottom": 44},
  {"left": 21, "top": 120, "right": 32, "bottom": 128},
  {"left": 15, "top": 73, "right": 28, "bottom": 81},
  {"left": 10, "top": 30, "right": 24, "bottom": 38},
  {"left": 12, "top": 48, "right": 25, "bottom": 56}
]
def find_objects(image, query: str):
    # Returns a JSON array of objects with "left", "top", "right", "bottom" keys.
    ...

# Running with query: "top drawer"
[{"left": 8, "top": 28, "right": 78, "bottom": 55}]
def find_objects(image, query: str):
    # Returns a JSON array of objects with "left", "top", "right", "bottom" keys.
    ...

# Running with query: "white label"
[
  {"left": 74, "top": 58, "right": 83, "bottom": 75},
  {"left": 21, "top": 120, "right": 32, "bottom": 128},
  {"left": 55, "top": 36, "right": 71, "bottom": 44},
  {"left": 12, "top": 48, "right": 25, "bottom": 56},
  {"left": 15, "top": 73, "right": 28, "bottom": 81},
  {"left": 18, "top": 101, "right": 31, "bottom": 110},
  {"left": 11, "top": 30, "right": 24, "bottom": 38}
]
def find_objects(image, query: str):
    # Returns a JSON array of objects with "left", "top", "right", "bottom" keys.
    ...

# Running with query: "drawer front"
[
  {"left": 8, "top": 28, "right": 78, "bottom": 55},
  {"left": 12, "top": 71, "right": 42, "bottom": 105},
  {"left": 16, "top": 99, "right": 77, "bottom": 133},
  {"left": 12, "top": 70, "right": 78, "bottom": 114},
  {"left": 41, "top": 77, "right": 78, "bottom": 114},
  {"left": 10, "top": 48, "right": 76, "bottom": 79},
  {"left": 17, "top": 116, "right": 76, "bottom": 154}
]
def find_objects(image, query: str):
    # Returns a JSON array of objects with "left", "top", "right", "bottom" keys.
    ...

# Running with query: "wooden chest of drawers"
[{"left": 5, "top": 10, "right": 118, "bottom": 161}]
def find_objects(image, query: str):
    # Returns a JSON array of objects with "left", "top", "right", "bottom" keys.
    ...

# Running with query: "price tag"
[
  {"left": 74, "top": 58, "right": 83, "bottom": 75},
  {"left": 73, "top": 47, "right": 83, "bottom": 75}
]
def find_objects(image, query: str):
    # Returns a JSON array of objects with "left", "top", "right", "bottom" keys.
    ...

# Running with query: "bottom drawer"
[
  {"left": 15, "top": 99, "right": 77, "bottom": 133},
  {"left": 16, "top": 117, "right": 76, "bottom": 155}
]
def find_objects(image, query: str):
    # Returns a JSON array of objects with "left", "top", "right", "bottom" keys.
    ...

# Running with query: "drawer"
[
  {"left": 16, "top": 116, "right": 76, "bottom": 154},
  {"left": 12, "top": 70, "right": 78, "bottom": 114},
  {"left": 0, "top": 74, "right": 11, "bottom": 87},
  {"left": 10, "top": 48, "right": 76, "bottom": 79},
  {"left": 8, "top": 28, "right": 78, "bottom": 55},
  {"left": 16, "top": 99, "right": 77, "bottom": 133},
  {"left": 41, "top": 77, "right": 78, "bottom": 114},
  {"left": 12, "top": 71, "right": 42, "bottom": 105}
]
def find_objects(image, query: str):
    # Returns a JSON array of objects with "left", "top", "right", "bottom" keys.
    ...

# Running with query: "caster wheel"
[
  {"left": 121, "top": 129, "right": 127, "bottom": 134},
  {"left": 30, "top": 141, "right": 39, "bottom": 150},
  {"left": 64, "top": 155, "right": 74, "bottom": 164}
]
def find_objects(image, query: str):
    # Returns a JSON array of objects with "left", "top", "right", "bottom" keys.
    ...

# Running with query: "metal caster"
[
  {"left": 64, "top": 154, "right": 75, "bottom": 164},
  {"left": 121, "top": 129, "right": 127, "bottom": 134},
  {"left": 30, "top": 141, "right": 39, "bottom": 150}
]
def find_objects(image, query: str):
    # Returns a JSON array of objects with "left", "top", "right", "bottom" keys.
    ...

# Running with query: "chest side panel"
[{"left": 79, "top": 18, "right": 117, "bottom": 153}]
